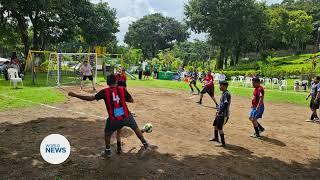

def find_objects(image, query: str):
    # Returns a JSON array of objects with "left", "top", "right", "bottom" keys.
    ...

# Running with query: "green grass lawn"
[
  {"left": 125, "top": 78, "right": 309, "bottom": 106},
  {"left": 0, "top": 71, "right": 309, "bottom": 112},
  {"left": 0, "top": 75, "right": 66, "bottom": 111}
]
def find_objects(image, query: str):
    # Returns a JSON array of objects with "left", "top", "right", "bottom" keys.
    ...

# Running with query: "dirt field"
[{"left": 0, "top": 85, "right": 319, "bottom": 179}]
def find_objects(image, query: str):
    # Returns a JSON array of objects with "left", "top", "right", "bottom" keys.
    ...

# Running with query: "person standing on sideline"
[{"left": 80, "top": 60, "right": 96, "bottom": 92}]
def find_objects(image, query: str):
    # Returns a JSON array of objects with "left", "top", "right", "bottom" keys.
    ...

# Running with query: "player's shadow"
[
  {"left": 259, "top": 136, "right": 286, "bottom": 147},
  {"left": 0, "top": 117, "right": 318, "bottom": 179}
]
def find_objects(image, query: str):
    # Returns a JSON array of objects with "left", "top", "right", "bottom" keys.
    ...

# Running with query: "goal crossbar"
[{"left": 47, "top": 52, "right": 98, "bottom": 86}]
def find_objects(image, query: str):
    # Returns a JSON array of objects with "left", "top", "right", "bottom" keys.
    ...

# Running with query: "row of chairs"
[{"left": 230, "top": 76, "right": 289, "bottom": 90}]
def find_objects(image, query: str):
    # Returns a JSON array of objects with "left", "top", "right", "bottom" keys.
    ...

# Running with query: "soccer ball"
[{"left": 143, "top": 123, "right": 153, "bottom": 133}]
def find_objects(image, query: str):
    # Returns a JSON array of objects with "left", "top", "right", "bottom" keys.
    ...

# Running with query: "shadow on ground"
[{"left": 0, "top": 117, "right": 319, "bottom": 179}]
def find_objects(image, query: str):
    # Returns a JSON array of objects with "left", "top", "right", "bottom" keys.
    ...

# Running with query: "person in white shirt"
[{"left": 80, "top": 60, "right": 96, "bottom": 91}]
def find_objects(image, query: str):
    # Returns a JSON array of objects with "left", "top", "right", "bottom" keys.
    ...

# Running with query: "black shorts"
[
  {"left": 310, "top": 99, "right": 320, "bottom": 109},
  {"left": 118, "top": 81, "right": 127, "bottom": 87},
  {"left": 83, "top": 75, "right": 93, "bottom": 81},
  {"left": 213, "top": 116, "right": 229, "bottom": 130},
  {"left": 201, "top": 86, "right": 214, "bottom": 97},
  {"left": 105, "top": 114, "right": 138, "bottom": 136}
]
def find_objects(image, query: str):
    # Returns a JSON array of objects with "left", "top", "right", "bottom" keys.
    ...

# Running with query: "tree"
[
  {"left": 288, "top": 10, "right": 313, "bottom": 53},
  {"left": 185, "top": 0, "right": 268, "bottom": 69},
  {"left": 124, "top": 13, "right": 189, "bottom": 59},
  {"left": 172, "top": 40, "right": 213, "bottom": 67},
  {"left": 123, "top": 48, "right": 143, "bottom": 65},
  {"left": 267, "top": 7, "right": 313, "bottom": 53},
  {"left": 77, "top": 2, "right": 119, "bottom": 47},
  {"left": 0, "top": 0, "right": 119, "bottom": 59}
]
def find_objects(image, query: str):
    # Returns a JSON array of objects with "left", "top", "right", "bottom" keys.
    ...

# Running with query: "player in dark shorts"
[
  {"left": 189, "top": 68, "right": 201, "bottom": 94},
  {"left": 210, "top": 81, "right": 231, "bottom": 147},
  {"left": 68, "top": 74, "right": 149, "bottom": 157},
  {"left": 306, "top": 76, "right": 320, "bottom": 122},
  {"left": 196, "top": 70, "right": 219, "bottom": 108},
  {"left": 249, "top": 78, "right": 265, "bottom": 138}
]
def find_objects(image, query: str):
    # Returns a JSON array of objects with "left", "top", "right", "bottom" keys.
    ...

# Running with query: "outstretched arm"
[
  {"left": 68, "top": 92, "right": 95, "bottom": 101},
  {"left": 306, "top": 93, "right": 311, "bottom": 100}
]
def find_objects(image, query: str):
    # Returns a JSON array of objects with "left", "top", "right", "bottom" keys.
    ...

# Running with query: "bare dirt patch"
[{"left": 0, "top": 85, "right": 319, "bottom": 179}]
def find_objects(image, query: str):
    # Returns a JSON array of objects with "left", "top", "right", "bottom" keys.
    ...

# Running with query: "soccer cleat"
[
  {"left": 196, "top": 101, "right": 202, "bottom": 105},
  {"left": 143, "top": 141, "right": 149, "bottom": 149},
  {"left": 250, "top": 133, "right": 261, "bottom": 138},
  {"left": 259, "top": 127, "right": 265, "bottom": 134},
  {"left": 215, "top": 143, "right": 226, "bottom": 147},
  {"left": 209, "top": 138, "right": 220, "bottom": 142},
  {"left": 101, "top": 149, "right": 112, "bottom": 158}
]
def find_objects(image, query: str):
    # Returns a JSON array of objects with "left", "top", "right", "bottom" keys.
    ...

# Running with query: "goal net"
[{"left": 47, "top": 53, "right": 98, "bottom": 86}]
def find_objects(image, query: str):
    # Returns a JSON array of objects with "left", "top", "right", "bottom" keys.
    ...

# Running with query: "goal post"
[
  {"left": 47, "top": 52, "right": 98, "bottom": 86},
  {"left": 25, "top": 50, "right": 54, "bottom": 86}
]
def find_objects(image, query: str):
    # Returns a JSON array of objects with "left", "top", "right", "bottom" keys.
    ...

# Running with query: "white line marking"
[{"left": 0, "top": 93, "right": 105, "bottom": 120}]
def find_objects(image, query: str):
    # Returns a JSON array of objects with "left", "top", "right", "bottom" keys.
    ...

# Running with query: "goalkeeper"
[{"left": 80, "top": 60, "right": 96, "bottom": 92}]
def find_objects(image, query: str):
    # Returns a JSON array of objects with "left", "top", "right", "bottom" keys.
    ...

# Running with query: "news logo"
[{"left": 40, "top": 134, "right": 70, "bottom": 164}]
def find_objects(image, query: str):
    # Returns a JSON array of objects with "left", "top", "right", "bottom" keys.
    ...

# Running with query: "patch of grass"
[
  {"left": 126, "top": 79, "right": 309, "bottom": 106},
  {"left": 0, "top": 76, "right": 66, "bottom": 111}
]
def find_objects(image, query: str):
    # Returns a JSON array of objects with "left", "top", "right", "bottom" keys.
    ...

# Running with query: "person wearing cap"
[
  {"left": 249, "top": 78, "right": 265, "bottom": 138},
  {"left": 210, "top": 81, "right": 231, "bottom": 147},
  {"left": 80, "top": 60, "right": 96, "bottom": 92}
]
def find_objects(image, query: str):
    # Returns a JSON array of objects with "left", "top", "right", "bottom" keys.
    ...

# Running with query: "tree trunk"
[
  {"left": 29, "top": 14, "right": 40, "bottom": 50},
  {"left": 230, "top": 49, "right": 236, "bottom": 66},
  {"left": 224, "top": 55, "right": 228, "bottom": 69},
  {"left": 217, "top": 47, "right": 225, "bottom": 69},
  {"left": 13, "top": 12, "right": 29, "bottom": 64},
  {"left": 235, "top": 49, "right": 240, "bottom": 64}
]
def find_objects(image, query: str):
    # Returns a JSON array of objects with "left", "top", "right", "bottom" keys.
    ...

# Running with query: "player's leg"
[
  {"left": 103, "top": 119, "right": 119, "bottom": 157},
  {"left": 208, "top": 88, "right": 218, "bottom": 107},
  {"left": 116, "top": 129, "right": 122, "bottom": 154},
  {"left": 250, "top": 108, "right": 261, "bottom": 138},
  {"left": 125, "top": 114, "right": 149, "bottom": 149},
  {"left": 89, "top": 75, "right": 96, "bottom": 91},
  {"left": 216, "top": 117, "right": 228, "bottom": 147},
  {"left": 81, "top": 76, "right": 86, "bottom": 91},
  {"left": 196, "top": 87, "right": 206, "bottom": 104},
  {"left": 210, "top": 117, "right": 220, "bottom": 142},
  {"left": 194, "top": 83, "right": 201, "bottom": 94},
  {"left": 189, "top": 81, "right": 194, "bottom": 93}
]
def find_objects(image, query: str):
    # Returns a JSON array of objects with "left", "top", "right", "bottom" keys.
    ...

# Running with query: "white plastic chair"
[
  {"left": 220, "top": 74, "right": 226, "bottom": 81},
  {"left": 244, "top": 77, "right": 253, "bottom": 87},
  {"left": 8, "top": 68, "right": 23, "bottom": 88},
  {"left": 301, "top": 80, "right": 309, "bottom": 91},
  {"left": 264, "top": 78, "right": 272, "bottom": 88},
  {"left": 259, "top": 78, "right": 265, "bottom": 84},
  {"left": 238, "top": 76, "right": 245, "bottom": 86},
  {"left": 279, "top": 79, "right": 287, "bottom": 91},
  {"left": 294, "top": 80, "right": 300, "bottom": 91},
  {"left": 231, "top": 76, "right": 237, "bottom": 86},
  {"left": 214, "top": 73, "right": 221, "bottom": 82},
  {"left": 272, "top": 78, "right": 279, "bottom": 89}
]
